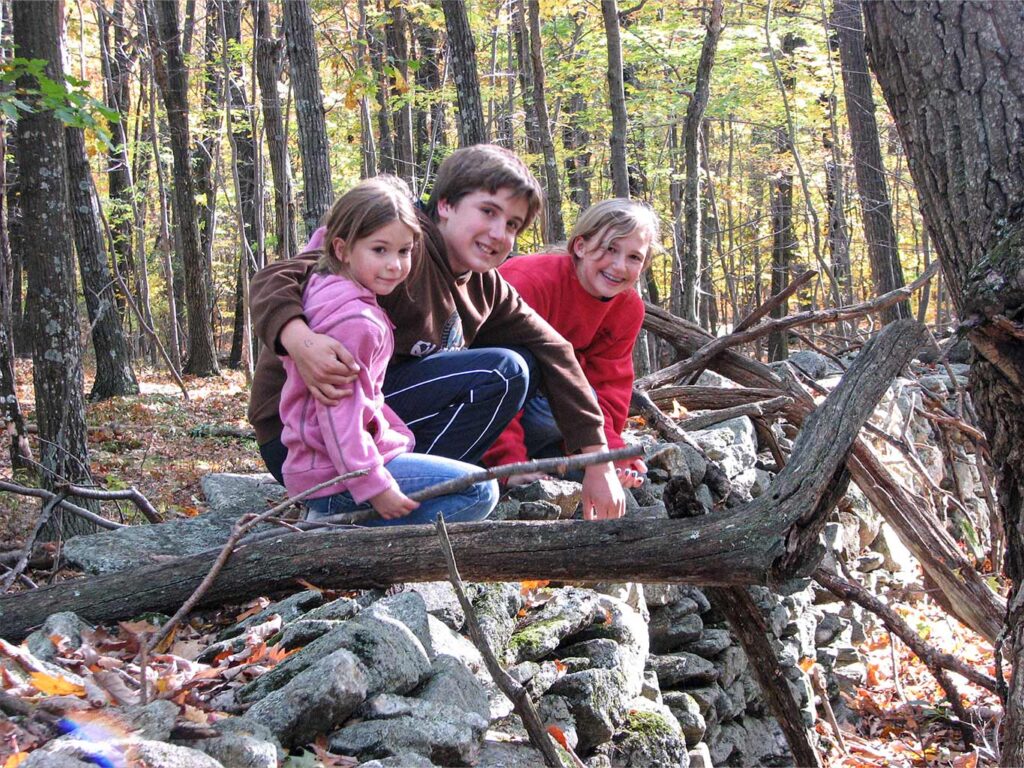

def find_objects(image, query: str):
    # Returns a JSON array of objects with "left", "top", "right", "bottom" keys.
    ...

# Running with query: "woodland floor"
[{"left": 0, "top": 358, "right": 1002, "bottom": 767}]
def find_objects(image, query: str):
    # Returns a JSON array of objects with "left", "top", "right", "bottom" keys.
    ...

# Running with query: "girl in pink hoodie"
[{"left": 279, "top": 177, "right": 497, "bottom": 525}]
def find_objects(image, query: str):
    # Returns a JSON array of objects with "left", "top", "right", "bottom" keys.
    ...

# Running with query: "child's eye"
[
  {"left": 481, "top": 207, "right": 494, "bottom": 216},
  {"left": 506, "top": 221, "right": 518, "bottom": 232},
  {"left": 373, "top": 247, "right": 387, "bottom": 254}
]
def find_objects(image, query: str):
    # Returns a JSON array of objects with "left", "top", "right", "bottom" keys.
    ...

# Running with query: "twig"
[
  {"left": 311, "top": 445, "right": 643, "bottom": 527},
  {"left": 1, "top": 493, "right": 66, "bottom": 593},
  {"left": 137, "top": 471, "right": 367, "bottom": 701},
  {"left": 434, "top": 515, "right": 564, "bottom": 767},
  {"left": 56, "top": 483, "right": 163, "bottom": 524},
  {"left": 638, "top": 260, "right": 939, "bottom": 391},
  {"left": 0, "top": 479, "right": 124, "bottom": 530},
  {"left": 815, "top": 567, "right": 988, "bottom": 748},
  {"left": 678, "top": 395, "right": 793, "bottom": 432},
  {"left": 808, "top": 663, "right": 848, "bottom": 755}
]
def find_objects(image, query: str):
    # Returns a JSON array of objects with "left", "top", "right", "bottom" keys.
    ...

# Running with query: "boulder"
[
  {"left": 605, "top": 698, "right": 688, "bottom": 768},
  {"left": 25, "top": 612, "right": 92, "bottom": 662},
  {"left": 417, "top": 654, "right": 490, "bottom": 723},
  {"left": 647, "top": 652, "right": 719, "bottom": 688},
  {"left": 662, "top": 691, "right": 706, "bottom": 748},
  {"left": 507, "top": 587, "right": 602, "bottom": 664},
  {"left": 545, "top": 667, "right": 631, "bottom": 753},
  {"left": 506, "top": 478, "right": 582, "bottom": 519},
  {"left": 402, "top": 582, "right": 464, "bottom": 630},
  {"left": 188, "top": 717, "right": 281, "bottom": 768}
]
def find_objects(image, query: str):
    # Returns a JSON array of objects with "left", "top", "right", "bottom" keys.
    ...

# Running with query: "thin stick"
[
  {"left": 678, "top": 395, "right": 792, "bottom": 432},
  {"left": 1, "top": 493, "right": 66, "bottom": 593},
  {"left": 56, "top": 483, "right": 163, "bottom": 523},
  {"left": 808, "top": 663, "right": 848, "bottom": 755},
  {"left": 0, "top": 479, "right": 124, "bottom": 530},
  {"left": 137, "top": 471, "right": 366, "bottom": 701},
  {"left": 434, "top": 515, "right": 564, "bottom": 767}
]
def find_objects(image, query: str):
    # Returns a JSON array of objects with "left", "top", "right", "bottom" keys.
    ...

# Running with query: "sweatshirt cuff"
[
  {"left": 562, "top": 425, "right": 607, "bottom": 455},
  {"left": 344, "top": 464, "right": 398, "bottom": 504}
]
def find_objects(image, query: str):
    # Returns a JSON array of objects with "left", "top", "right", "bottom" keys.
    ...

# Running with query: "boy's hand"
[
  {"left": 580, "top": 447, "right": 626, "bottom": 520},
  {"left": 370, "top": 487, "right": 419, "bottom": 519},
  {"left": 615, "top": 458, "right": 647, "bottom": 489},
  {"left": 280, "top": 317, "right": 359, "bottom": 405}
]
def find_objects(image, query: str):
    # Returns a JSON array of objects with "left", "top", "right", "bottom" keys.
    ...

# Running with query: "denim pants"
[
  {"left": 261, "top": 347, "right": 536, "bottom": 483},
  {"left": 304, "top": 453, "right": 499, "bottom": 527}
]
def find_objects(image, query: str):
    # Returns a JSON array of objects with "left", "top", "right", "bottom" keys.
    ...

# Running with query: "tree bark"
[
  {"left": 767, "top": 172, "right": 794, "bottom": 361},
  {"left": 282, "top": 0, "right": 333, "bottom": 237},
  {"left": 64, "top": 126, "right": 139, "bottom": 399},
  {"left": 385, "top": 0, "right": 415, "bottom": 188},
  {"left": 148, "top": 0, "right": 219, "bottom": 376},
  {"left": 252, "top": 0, "right": 297, "bottom": 260},
  {"left": 834, "top": 0, "right": 909, "bottom": 322},
  {"left": 860, "top": 1, "right": 1024, "bottom": 757},
  {"left": 12, "top": 0, "right": 97, "bottom": 538},
  {"left": 441, "top": 0, "right": 486, "bottom": 147},
  {"left": 527, "top": 0, "right": 564, "bottom": 242},
  {"left": 681, "top": 0, "right": 724, "bottom": 325},
  {"left": 0, "top": 320, "right": 924, "bottom": 639},
  {"left": 601, "top": 0, "right": 630, "bottom": 199}
]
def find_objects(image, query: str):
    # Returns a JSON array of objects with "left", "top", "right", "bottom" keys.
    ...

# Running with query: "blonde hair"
[
  {"left": 316, "top": 175, "right": 421, "bottom": 275},
  {"left": 569, "top": 198, "right": 661, "bottom": 268},
  {"left": 425, "top": 144, "right": 543, "bottom": 234}
]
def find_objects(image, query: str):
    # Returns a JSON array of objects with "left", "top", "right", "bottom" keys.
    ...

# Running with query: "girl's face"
[
  {"left": 572, "top": 226, "right": 652, "bottom": 300},
  {"left": 333, "top": 219, "right": 416, "bottom": 296}
]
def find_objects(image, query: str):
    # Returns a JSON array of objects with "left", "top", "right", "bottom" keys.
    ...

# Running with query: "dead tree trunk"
[
  {"left": 0, "top": 320, "right": 924, "bottom": 639},
  {"left": 767, "top": 172, "right": 795, "bottom": 361},
  {"left": 526, "top": 0, "right": 564, "bottom": 242},
  {"left": 602, "top": 0, "right": 630, "bottom": 199}
]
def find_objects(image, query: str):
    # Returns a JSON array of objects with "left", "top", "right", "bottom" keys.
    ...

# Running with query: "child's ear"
[
  {"left": 436, "top": 198, "right": 452, "bottom": 221},
  {"left": 569, "top": 235, "right": 585, "bottom": 258},
  {"left": 331, "top": 237, "right": 347, "bottom": 261}
]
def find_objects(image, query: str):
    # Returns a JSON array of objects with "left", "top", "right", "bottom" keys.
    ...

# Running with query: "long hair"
[
  {"left": 316, "top": 175, "right": 422, "bottom": 275},
  {"left": 568, "top": 198, "right": 661, "bottom": 268}
]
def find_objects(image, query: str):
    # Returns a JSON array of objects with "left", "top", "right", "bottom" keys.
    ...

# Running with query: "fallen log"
[
  {"left": 641, "top": 304, "right": 1005, "bottom": 643},
  {"left": 0, "top": 321, "right": 924, "bottom": 641},
  {"left": 643, "top": 385, "right": 783, "bottom": 412}
]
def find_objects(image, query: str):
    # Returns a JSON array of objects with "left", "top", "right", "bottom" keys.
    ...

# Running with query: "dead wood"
[
  {"left": 677, "top": 395, "right": 793, "bottom": 432},
  {"left": 710, "top": 586, "right": 824, "bottom": 768},
  {"left": 640, "top": 305, "right": 1005, "bottom": 643},
  {"left": 644, "top": 385, "right": 783, "bottom": 412},
  {"left": 0, "top": 321, "right": 923, "bottom": 641},
  {"left": 0, "top": 480, "right": 125, "bottom": 531}
]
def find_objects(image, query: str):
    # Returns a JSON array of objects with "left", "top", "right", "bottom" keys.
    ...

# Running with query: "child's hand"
[
  {"left": 615, "top": 458, "right": 647, "bottom": 489},
  {"left": 370, "top": 487, "right": 419, "bottom": 519},
  {"left": 280, "top": 318, "right": 359, "bottom": 405},
  {"left": 506, "top": 471, "right": 552, "bottom": 487}
]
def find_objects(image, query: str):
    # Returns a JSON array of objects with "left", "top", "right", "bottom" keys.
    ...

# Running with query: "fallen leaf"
[
  {"left": 29, "top": 672, "right": 85, "bottom": 697},
  {"left": 547, "top": 724, "right": 569, "bottom": 749},
  {"left": 520, "top": 580, "right": 550, "bottom": 593},
  {"left": 3, "top": 753, "right": 29, "bottom": 768}
]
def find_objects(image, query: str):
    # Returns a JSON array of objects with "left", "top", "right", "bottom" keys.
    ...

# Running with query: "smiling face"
[
  {"left": 436, "top": 188, "right": 531, "bottom": 274},
  {"left": 333, "top": 219, "right": 416, "bottom": 296},
  {"left": 572, "top": 225, "right": 652, "bottom": 300}
]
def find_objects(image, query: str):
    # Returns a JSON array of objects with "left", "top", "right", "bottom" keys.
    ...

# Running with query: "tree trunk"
[
  {"left": 602, "top": 0, "right": 630, "bottom": 199},
  {"left": 0, "top": 318, "right": 925, "bottom": 639},
  {"left": 367, "top": 5, "right": 395, "bottom": 176},
  {"left": 252, "top": 0, "right": 297, "bottom": 260},
  {"left": 526, "top": 0, "right": 564, "bottom": 242},
  {"left": 282, "top": 0, "right": 332, "bottom": 237},
  {"left": 65, "top": 126, "right": 139, "bottom": 399},
  {"left": 12, "top": 0, "right": 97, "bottom": 538},
  {"left": 148, "top": 0, "right": 219, "bottom": 376},
  {"left": 413, "top": 21, "right": 444, "bottom": 169},
  {"left": 767, "top": 172, "right": 794, "bottom": 361},
  {"left": 834, "top": 0, "right": 909, "bottom": 322},
  {"left": 441, "top": 0, "right": 486, "bottom": 147},
  {"left": 681, "top": 0, "right": 724, "bottom": 326},
  {"left": 860, "top": 1, "right": 1024, "bottom": 757},
  {"left": 385, "top": 0, "right": 415, "bottom": 189},
  {"left": 193, "top": 0, "right": 222, "bottom": 268}
]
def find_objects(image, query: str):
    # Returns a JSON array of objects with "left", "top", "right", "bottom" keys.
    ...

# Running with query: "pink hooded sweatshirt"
[{"left": 279, "top": 271, "right": 414, "bottom": 503}]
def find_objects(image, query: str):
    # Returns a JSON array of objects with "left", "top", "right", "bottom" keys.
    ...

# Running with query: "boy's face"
[{"left": 436, "top": 189, "right": 530, "bottom": 274}]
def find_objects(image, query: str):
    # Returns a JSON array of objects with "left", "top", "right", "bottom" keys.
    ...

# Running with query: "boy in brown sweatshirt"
[{"left": 248, "top": 144, "right": 625, "bottom": 519}]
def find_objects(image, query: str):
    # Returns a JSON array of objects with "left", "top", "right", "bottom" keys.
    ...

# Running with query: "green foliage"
[{"left": 1, "top": 57, "right": 118, "bottom": 146}]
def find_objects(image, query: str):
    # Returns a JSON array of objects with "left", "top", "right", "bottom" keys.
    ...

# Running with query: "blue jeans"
[
  {"left": 304, "top": 453, "right": 499, "bottom": 527},
  {"left": 383, "top": 347, "right": 537, "bottom": 464},
  {"left": 260, "top": 347, "right": 536, "bottom": 483}
]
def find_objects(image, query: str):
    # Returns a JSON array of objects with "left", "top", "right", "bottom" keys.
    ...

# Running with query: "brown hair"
[
  {"left": 425, "top": 144, "right": 543, "bottom": 234},
  {"left": 568, "top": 198, "right": 661, "bottom": 268},
  {"left": 316, "top": 175, "right": 421, "bottom": 275}
]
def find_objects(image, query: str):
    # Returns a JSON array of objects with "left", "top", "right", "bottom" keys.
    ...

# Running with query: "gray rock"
[
  {"left": 538, "top": 694, "right": 579, "bottom": 750},
  {"left": 679, "top": 684, "right": 724, "bottom": 718},
  {"left": 788, "top": 350, "right": 841, "bottom": 379},
  {"left": 238, "top": 611, "right": 430, "bottom": 703},
  {"left": 358, "top": 755, "right": 439, "bottom": 768},
  {"left": 872, "top": 522, "right": 917, "bottom": 574},
  {"left": 686, "top": 743, "right": 713, "bottom": 768},
  {"left": 426, "top": 615, "right": 482, "bottom": 672},
  {"left": 647, "top": 652, "right": 719, "bottom": 688},
  {"left": 815, "top": 611, "right": 850, "bottom": 646},
  {"left": 681, "top": 628, "right": 732, "bottom": 659},
  {"left": 506, "top": 478, "right": 582, "bottom": 518},
  {"left": 403, "top": 582, "right": 464, "bottom": 630},
  {"left": 517, "top": 500, "right": 563, "bottom": 520},
  {"left": 662, "top": 691, "right": 706, "bottom": 748},
  {"left": 189, "top": 717, "right": 281, "bottom": 768},
  {"left": 359, "top": 693, "right": 488, "bottom": 733},
  {"left": 507, "top": 587, "right": 602, "bottom": 664},
  {"left": 476, "top": 740, "right": 547, "bottom": 768},
  {"left": 546, "top": 667, "right": 631, "bottom": 752},
  {"left": 364, "top": 592, "right": 434, "bottom": 659},
  {"left": 641, "top": 669, "right": 663, "bottom": 704},
  {"left": 114, "top": 700, "right": 179, "bottom": 742},
  {"left": 19, "top": 753, "right": 94, "bottom": 768},
  {"left": 690, "top": 417, "right": 757, "bottom": 483},
  {"left": 718, "top": 679, "right": 746, "bottom": 721},
  {"left": 647, "top": 443, "right": 707, "bottom": 488},
  {"left": 716, "top": 645, "right": 749, "bottom": 688},
  {"left": 467, "top": 582, "right": 522, "bottom": 654},
  {"left": 606, "top": 698, "right": 688, "bottom": 768},
  {"left": 25, "top": 612, "right": 92, "bottom": 662},
  {"left": 488, "top": 498, "right": 522, "bottom": 521},
  {"left": 329, "top": 708, "right": 483, "bottom": 766},
  {"left": 246, "top": 648, "right": 368, "bottom": 747},
  {"left": 37, "top": 739, "right": 223, "bottom": 768},
  {"left": 649, "top": 603, "right": 704, "bottom": 653},
  {"left": 64, "top": 475, "right": 285, "bottom": 575},
  {"left": 559, "top": 638, "right": 624, "bottom": 671},
  {"left": 417, "top": 654, "right": 490, "bottom": 723},
  {"left": 277, "top": 619, "right": 340, "bottom": 650},
  {"left": 220, "top": 590, "right": 324, "bottom": 640},
  {"left": 730, "top": 715, "right": 791, "bottom": 766},
  {"left": 304, "top": 596, "right": 360, "bottom": 622}
]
